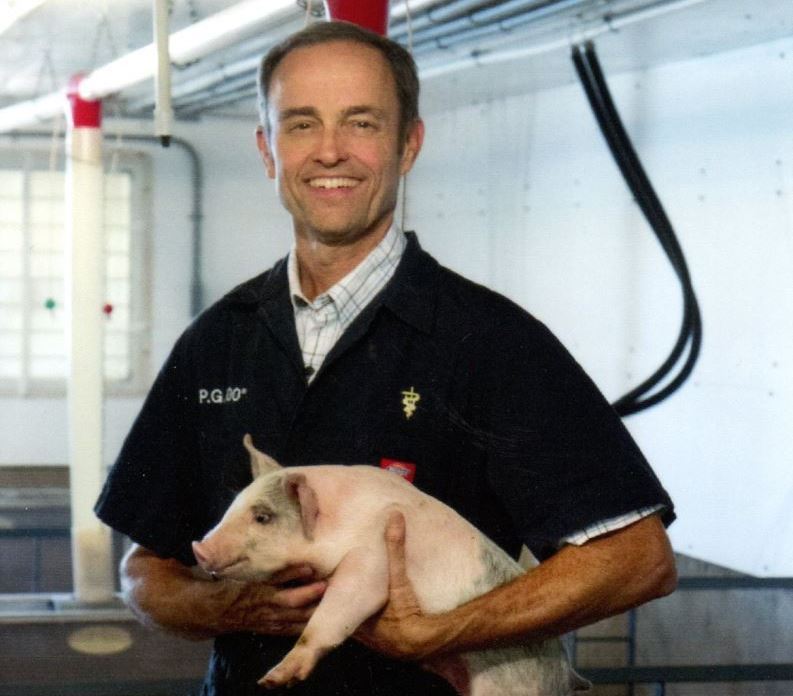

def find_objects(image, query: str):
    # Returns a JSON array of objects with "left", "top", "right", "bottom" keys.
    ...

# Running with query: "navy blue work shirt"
[{"left": 95, "top": 232, "right": 674, "bottom": 695}]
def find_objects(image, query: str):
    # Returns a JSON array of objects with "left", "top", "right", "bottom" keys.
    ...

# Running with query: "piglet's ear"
[
  {"left": 243, "top": 434, "right": 282, "bottom": 479},
  {"left": 285, "top": 473, "right": 319, "bottom": 541}
]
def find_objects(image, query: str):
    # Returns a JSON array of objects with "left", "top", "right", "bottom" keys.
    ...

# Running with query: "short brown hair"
[{"left": 258, "top": 21, "right": 420, "bottom": 144}]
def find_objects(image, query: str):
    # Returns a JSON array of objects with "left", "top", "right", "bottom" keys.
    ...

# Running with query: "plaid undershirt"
[
  {"left": 287, "top": 226, "right": 662, "bottom": 546},
  {"left": 288, "top": 223, "right": 406, "bottom": 382}
]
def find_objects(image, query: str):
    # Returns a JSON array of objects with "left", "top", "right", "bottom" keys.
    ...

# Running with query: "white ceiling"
[{"left": 0, "top": 0, "right": 790, "bottom": 124}]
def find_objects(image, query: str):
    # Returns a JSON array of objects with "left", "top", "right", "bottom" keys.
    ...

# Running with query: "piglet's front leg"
[{"left": 259, "top": 545, "right": 389, "bottom": 689}]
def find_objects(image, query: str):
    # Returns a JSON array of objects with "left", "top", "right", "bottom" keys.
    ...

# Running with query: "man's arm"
[
  {"left": 357, "top": 512, "right": 676, "bottom": 660},
  {"left": 121, "top": 544, "right": 327, "bottom": 641}
]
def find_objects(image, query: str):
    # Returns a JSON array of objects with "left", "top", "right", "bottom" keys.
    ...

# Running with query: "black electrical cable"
[
  {"left": 572, "top": 43, "right": 702, "bottom": 414},
  {"left": 573, "top": 43, "right": 701, "bottom": 415},
  {"left": 573, "top": 42, "right": 702, "bottom": 415},
  {"left": 571, "top": 41, "right": 702, "bottom": 417}
]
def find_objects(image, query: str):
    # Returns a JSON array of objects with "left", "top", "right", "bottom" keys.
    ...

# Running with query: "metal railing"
[
  {"left": 0, "top": 678, "right": 203, "bottom": 696},
  {"left": 574, "top": 576, "right": 793, "bottom": 695}
]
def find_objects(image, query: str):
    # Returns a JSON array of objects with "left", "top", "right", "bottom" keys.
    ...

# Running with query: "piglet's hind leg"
[{"left": 259, "top": 546, "right": 388, "bottom": 689}]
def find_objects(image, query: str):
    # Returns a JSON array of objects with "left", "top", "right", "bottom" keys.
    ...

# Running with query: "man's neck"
[{"left": 294, "top": 223, "right": 393, "bottom": 301}]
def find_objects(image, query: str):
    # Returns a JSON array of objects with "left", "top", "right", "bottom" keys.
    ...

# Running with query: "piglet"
[{"left": 192, "top": 435, "right": 591, "bottom": 695}]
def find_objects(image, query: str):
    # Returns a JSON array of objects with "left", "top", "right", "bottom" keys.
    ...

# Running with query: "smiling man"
[
  {"left": 95, "top": 20, "right": 676, "bottom": 696},
  {"left": 256, "top": 36, "right": 423, "bottom": 299}
]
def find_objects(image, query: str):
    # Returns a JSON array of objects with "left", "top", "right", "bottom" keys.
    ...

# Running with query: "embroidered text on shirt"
[{"left": 198, "top": 387, "right": 248, "bottom": 405}]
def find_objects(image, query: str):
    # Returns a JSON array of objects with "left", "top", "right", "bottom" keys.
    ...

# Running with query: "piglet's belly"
[{"left": 402, "top": 523, "right": 510, "bottom": 613}]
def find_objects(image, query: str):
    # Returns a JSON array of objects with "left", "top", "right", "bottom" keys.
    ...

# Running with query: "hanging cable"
[
  {"left": 401, "top": 0, "right": 414, "bottom": 232},
  {"left": 571, "top": 40, "right": 702, "bottom": 417}
]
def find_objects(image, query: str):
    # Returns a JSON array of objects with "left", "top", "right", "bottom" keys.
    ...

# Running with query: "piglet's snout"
[
  {"left": 192, "top": 540, "right": 213, "bottom": 570},
  {"left": 192, "top": 539, "right": 233, "bottom": 574},
  {"left": 192, "top": 539, "right": 247, "bottom": 579}
]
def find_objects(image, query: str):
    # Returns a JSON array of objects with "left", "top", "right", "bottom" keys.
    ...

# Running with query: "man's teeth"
[{"left": 309, "top": 177, "right": 358, "bottom": 189}]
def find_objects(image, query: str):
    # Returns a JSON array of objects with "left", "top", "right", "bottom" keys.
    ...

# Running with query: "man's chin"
[{"left": 304, "top": 223, "right": 379, "bottom": 248}]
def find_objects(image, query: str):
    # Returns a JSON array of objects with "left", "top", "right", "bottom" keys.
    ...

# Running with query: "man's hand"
[
  {"left": 222, "top": 564, "right": 327, "bottom": 637},
  {"left": 234, "top": 564, "right": 327, "bottom": 636},
  {"left": 122, "top": 544, "right": 326, "bottom": 640},
  {"left": 355, "top": 512, "right": 443, "bottom": 661}
]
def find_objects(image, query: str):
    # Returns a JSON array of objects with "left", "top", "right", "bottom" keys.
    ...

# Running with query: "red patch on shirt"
[{"left": 379, "top": 458, "right": 416, "bottom": 483}]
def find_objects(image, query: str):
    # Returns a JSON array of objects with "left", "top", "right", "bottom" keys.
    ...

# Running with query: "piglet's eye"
[{"left": 255, "top": 512, "right": 273, "bottom": 525}]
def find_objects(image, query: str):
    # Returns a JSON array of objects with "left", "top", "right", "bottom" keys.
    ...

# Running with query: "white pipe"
[
  {"left": 0, "top": 0, "right": 297, "bottom": 133},
  {"left": 0, "top": 92, "right": 64, "bottom": 133},
  {"left": 65, "top": 99, "right": 115, "bottom": 604},
  {"left": 81, "top": 0, "right": 296, "bottom": 99},
  {"left": 125, "top": 54, "right": 261, "bottom": 114},
  {"left": 153, "top": 0, "right": 173, "bottom": 145}
]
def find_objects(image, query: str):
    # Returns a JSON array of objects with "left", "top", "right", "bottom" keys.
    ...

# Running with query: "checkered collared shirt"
[
  {"left": 288, "top": 226, "right": 662, "bottom": 546},
  {"left": 288, "top": 224, "right": 406, "bottom": 382},
  {"left": 561, "top": 504, "right": 664, "bottom": 547}
]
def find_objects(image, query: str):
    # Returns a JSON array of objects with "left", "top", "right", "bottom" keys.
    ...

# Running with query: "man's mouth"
[{"left": 308, "top": 177, "right": 359, "bottom": 190}]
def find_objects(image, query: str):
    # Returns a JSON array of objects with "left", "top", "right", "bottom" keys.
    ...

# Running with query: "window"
[{"left": 0, "top": 148, "right": 150, "bottom": 395}]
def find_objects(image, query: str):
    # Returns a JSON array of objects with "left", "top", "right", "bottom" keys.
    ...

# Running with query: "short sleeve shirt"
[{"left": 95, "top": 232, "right": 674, "bottom": 695}]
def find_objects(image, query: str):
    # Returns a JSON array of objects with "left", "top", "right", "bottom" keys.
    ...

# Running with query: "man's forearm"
[
  {"left": 362, "top": 514, "right": 677, "bottom": 660},
  {"left": 121, "top": 544, "right": 325, "bottom": 641},
  {"left": 430, "top": 515, "right": 675, "bottom": 655}
]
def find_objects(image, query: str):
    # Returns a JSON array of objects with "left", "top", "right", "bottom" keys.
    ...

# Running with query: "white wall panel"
[{"left": 411, "top": 35, "right": 793, "bottom": 575}]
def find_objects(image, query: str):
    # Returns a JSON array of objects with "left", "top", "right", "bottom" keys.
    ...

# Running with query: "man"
[{"left": 95, "top": 20, "right": 676, "bottom": 696}]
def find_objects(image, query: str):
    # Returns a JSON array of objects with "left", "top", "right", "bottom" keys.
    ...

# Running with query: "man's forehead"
[
  {"left": 277, "top": 38, "right": 384, "bottom": 68},
  {"left": 269, "top": 40, "right": 395, "bottom": 99}
]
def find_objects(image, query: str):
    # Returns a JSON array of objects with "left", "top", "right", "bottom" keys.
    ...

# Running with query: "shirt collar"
[
  {"left": 380, "top": 231, "right": 438, "bottom": 336},
  {"left": 287, "top": 223, "right": 406, "bottom": 326},
  {"left": 222, "top": 229, "right": 438, "bottom": 337}
]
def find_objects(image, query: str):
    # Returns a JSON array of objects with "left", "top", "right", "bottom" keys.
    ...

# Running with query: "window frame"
[{"left": 0, "top": 146, "right": 152, "bottom": 397}]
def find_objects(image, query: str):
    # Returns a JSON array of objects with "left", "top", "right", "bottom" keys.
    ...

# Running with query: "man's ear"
[
  {"left": 255, "top": 125, "right": 276, "bottom": 180},
  {"left": 284, "top": 473, "right": 319, "bottom": 541},
  {"left": 399, "top": 118, "right": 425, "bottom": 176},
  {"left": 243, "top": 434, "right": 282, "bottom": 479}
]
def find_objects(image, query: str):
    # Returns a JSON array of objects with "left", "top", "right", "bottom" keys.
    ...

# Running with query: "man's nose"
[{"left": 314, "top": 127, "right": 348, "bottom": 166}]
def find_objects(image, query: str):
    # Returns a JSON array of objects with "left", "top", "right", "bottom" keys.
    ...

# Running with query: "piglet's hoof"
[
  {"left": 258, "top": 653, "right": 312, "bottom": 690},
  {"left": 258, "top": 670, "right": 297, "bottom": 690}
]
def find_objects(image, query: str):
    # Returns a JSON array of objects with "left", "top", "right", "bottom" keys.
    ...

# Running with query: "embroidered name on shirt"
[
  {"left": 401, "top": 386, "right": 421, "bottom": 419},
  {"left": 198, "top": 387, "right": 248, "bottom": 405}
]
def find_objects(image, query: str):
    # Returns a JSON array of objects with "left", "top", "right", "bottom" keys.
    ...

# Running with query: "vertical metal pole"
[
  {"left": 627, "top": 607, "right": 637, "bottom": 696},
  {"left": 19, "top": 153, "right": 32, "bottom": 397},
  {"left": 153, "top": 0, "right": 173, "bottom": 146},
  {"left": 64, "top": 75, "right": 115, "bottom": 604}
]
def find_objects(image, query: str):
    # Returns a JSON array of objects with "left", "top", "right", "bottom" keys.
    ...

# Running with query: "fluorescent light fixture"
[{"left": 0, "top": 0, "right": 46, "bottom": 36}]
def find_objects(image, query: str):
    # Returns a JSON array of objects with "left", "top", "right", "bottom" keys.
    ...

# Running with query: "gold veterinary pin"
[{"left": 401, "top": 386, "right": 421, "bottom": 419}]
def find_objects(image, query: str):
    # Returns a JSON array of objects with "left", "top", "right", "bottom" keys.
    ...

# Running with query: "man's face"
[{"left": 257, "top": 40, "right": 423, "bottom": 247}]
